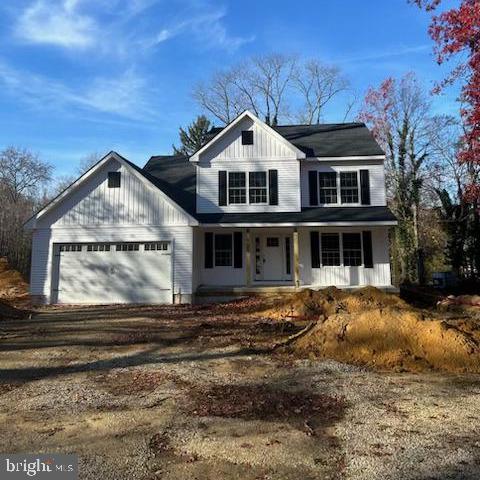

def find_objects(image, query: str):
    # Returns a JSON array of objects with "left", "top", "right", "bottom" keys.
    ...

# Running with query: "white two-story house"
[{"left": 25, "top": 110, "right": 397, "bottom": 304}]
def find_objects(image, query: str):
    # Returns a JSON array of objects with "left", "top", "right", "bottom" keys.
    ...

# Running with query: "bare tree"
[
  {"left": 193, "top": 53, "right": 352, "bottom": 126},
  {"left": 249, "top": 54, "right": 297, "bottom": 125},
  {"left": 0, "top": 146, "right": 52, "bottom": 276},
  {"left": 193, "top": 70, "right": 245, "bottom": 124},
  {"left": 0, "top": 147, "right": 52, "bottom": 203},
  {"left": 293, "top": 60, "right": 350, "bottom": 124}
]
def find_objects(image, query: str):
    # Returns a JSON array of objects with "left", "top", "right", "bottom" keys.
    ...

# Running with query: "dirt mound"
[
  {"left": 274, "top": 287, "right": 480, "bottom": 373},
  {"left": 260, "top": 286, "right": 406, "bottom": 320},
  {"left": 0, "top": 257, "right": 29, "bottom": 300}
]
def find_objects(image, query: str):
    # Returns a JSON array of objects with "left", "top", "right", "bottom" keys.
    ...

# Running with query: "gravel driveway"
[{"left": 0, "top": 303, "right": 479, "bottom": 479}]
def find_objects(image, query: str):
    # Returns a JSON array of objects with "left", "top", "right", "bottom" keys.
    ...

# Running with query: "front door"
[{"left": 254, "top": 235, "right": 292, "bottom": 281}]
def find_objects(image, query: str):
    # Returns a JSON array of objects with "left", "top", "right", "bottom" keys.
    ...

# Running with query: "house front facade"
[{"left": 26, "top": 111, "right": 397, "bottom": 304}]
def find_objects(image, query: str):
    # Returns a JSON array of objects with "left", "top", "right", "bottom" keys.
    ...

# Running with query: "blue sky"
[{"left": 0, "top": 0, "right": 459, "bottom": 176}]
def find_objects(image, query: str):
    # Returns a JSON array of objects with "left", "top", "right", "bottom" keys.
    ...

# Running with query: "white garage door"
[{"left": 53, "top": 241, "right": 172, "bottom": 304}]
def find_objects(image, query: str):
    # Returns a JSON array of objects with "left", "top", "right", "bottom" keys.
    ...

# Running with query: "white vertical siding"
[
  {"left": 30, "top": 226, "right": 193, "bottom": 303},
  {"left": 298, "top": 226, "right": 392, "bottom": 287},
  {"left": 195, "top": 228, "right": 247, "bottom": 286},
  {"left": 38, "top": 158, "right": 190, "bottom": 227},
  {"left": 300, "top": 160, "right": 386, "bottom": 207},
  {"left": 200, "top": 117, "right": 298, "bottom": 162}
]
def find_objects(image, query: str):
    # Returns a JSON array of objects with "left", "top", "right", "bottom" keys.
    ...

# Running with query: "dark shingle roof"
[
  {"left": 195, "top": 207, "right": 397, "bottom": 224},
  {"left": 208, "top": 123, "right": 384, "bottom": 157},
  {"left": 143, "top": 154, "right": 196, "bottom": 215}
]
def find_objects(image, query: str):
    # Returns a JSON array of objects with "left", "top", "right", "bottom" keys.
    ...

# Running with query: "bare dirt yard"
[{"left": 1, "top": 300, "right": 480, "bottom": 480}]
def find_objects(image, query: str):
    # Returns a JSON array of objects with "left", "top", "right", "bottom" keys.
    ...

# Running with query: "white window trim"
[
  {"left": 318, "top": 231, "right": 364, "bottom": 267},
  {"left": 313, "top": 170, "right": 363, "bottom": 207},
  {"left": 226, "top": 170, "right": 269, "bottom": 206}
]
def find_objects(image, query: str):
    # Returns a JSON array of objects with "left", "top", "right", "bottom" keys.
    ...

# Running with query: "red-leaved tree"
[{"left": 412, "top": 0, "right": 480, "bottom": 202}]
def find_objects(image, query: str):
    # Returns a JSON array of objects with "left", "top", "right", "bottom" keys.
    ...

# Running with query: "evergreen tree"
[{"left": 173, "top": 115, "right": 211, "bottom": 156}]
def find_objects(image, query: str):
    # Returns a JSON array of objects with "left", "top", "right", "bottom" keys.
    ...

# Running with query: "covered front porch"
[{"left": 193, "top": 225, "right": 393, "bottom": 294}]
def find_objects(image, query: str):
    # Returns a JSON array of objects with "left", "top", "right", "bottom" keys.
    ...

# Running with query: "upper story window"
[
  {"left": 319, "top": 172, "right": 338, "bottom": 204},
  {"left": 249, "top": 172, "right": 267, "bottom": 204},
  {"left": 108, "top": 171, "right": 121, "bottom": 188},
  {"left": 228, "top": 172, "right": 246, "bottom": 204},
  {"left": 241, "top": 130, "right": 254, "bottom": 145},
  {"left": 340, "top": 172, "right": 359, "bottom": 204}
]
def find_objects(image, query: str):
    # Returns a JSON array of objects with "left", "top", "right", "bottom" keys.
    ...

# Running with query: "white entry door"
[
  {"left": 53, "top": 241, "right": 172, "bottom": 304},
  {"left": 255, "top": 235, "right": 292, "bottom": 282}
]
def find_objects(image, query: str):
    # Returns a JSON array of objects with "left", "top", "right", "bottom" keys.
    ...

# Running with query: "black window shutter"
[
  {"left": 360, "top": 170, "right": 371, "bottom": 205},
  {"left": 233, "top": 232, "right": 243, "bottom": 268},
  {"left": 310, "top": 231, "right": 320, "bottom": 268},
  {"left": 308, "top": 171, "right": 318, "bottom": 206},
  {"left": 205, "top": 232, "right": 214, "bottom": 268},
  {"left": 268, "top": 170, "right": 278, "bottom": 205},
  {"left": 362, "top": 231, "right": 373, "bottom": 268},
  {"left": 218, "top": 171, "right": 227, "bottom": 206}
]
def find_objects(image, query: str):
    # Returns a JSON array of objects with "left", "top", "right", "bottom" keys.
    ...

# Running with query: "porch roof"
[{"left": 196, "top": 206, "right": 397, "bottom": 226}]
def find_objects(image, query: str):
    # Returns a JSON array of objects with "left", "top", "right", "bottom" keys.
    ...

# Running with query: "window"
[
  {"left": 228, "top": 172, "right": 246, "bottom": 204},
  {"left": 321, "top": 233, "right": 340, "bottom": 266},
  {"left": 340, "top": 172, "right": 359, "bottom": 203},
  {"left": 59, "top": 244, "right": 82, "bottom": 252},
  {"left": 343, "top": 233, "right": 362, "bottom": 266},
  {"left": 115, "top": 243, "right": 140, "bottom": 251},
  {"left": 215, "top": 234, "right": 232, "bottom": 266},
  {"left": 249, "top": 172, "right": 267, "bottom": 204},
  {"left": 144, "top": 242, "right": 169, "bottom": 251},
  {"left": 86, "top": 244, "right": 111, "bottom": 252},
  {"left": 266, "top": 237, "right": 279, "bottom": 247},
  {"left": 108, "top": 171, "right": 121, "bottom": 188},
  {"left": 241, "top": 130, "right": 254, "bottom": 145},
  {"left": 319, "top": 172, "right": 338, "bottom": 204}
]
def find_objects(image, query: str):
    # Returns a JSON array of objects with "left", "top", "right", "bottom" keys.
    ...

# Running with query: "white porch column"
[
  {"left": 293, "top": 227, "right": 300, "bottom": 288},
  {"left": 245, "top": 228, "right": 252, "bottom": 286}
]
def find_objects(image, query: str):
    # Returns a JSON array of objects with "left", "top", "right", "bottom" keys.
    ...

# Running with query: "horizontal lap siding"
[
  {"left": 298, "top": 227, "right": 391, "bottom": 287},
  {"left": 300, "top": 161, "right": 386, "bottom": 207},
  {"left": 197, "top": 161, "right": 300, "bottom": 213},
  {"left": 30, "top": 226, "right": 193, "bottom": 303}
]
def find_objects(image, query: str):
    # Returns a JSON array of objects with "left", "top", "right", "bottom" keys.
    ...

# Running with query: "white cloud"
[
  {"left": 15, "top": 0, "right": 96, "bottom": 49},
  {"left": 150, "top": 9, "right": 254, "bottom": 52},
  {"left": 0, "top": 60, "right": 156, "bottom": 122}
]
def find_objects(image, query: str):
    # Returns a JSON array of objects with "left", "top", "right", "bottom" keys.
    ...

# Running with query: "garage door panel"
[{"left": 55, "top": 243, "right": 172, "bottom": 304}]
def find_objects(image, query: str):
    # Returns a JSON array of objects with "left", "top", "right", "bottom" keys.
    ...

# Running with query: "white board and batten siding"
[
  {"left": 196, "top": 116, "right": 301, "bottom": 214},
  {"left": 30, "top": 157, "right": 194, "bottom": 304},
  {"left": 298, "top": 227, "right": 392, "bottom": 287},
  {"left": 300, "top": 160, "right": 387, "bottom": 207}
]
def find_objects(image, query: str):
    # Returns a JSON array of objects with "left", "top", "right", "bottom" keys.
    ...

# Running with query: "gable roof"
[
  {"left": 207, "top": 122, "right": 385, "bottom": 158},
  {"left": 189, "top": 110, "right": 306, "bottom": 162},
  {"left": 25, "top": 151, "right": 198, "bottom": 229}
]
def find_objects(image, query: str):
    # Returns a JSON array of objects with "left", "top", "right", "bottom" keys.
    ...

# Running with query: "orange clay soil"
[
  {"left": 269, "top": 287, "right": 480, "bottom": 373},
  {"left": 0, "top": 257, "right": 31, "bottom": 319}
]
